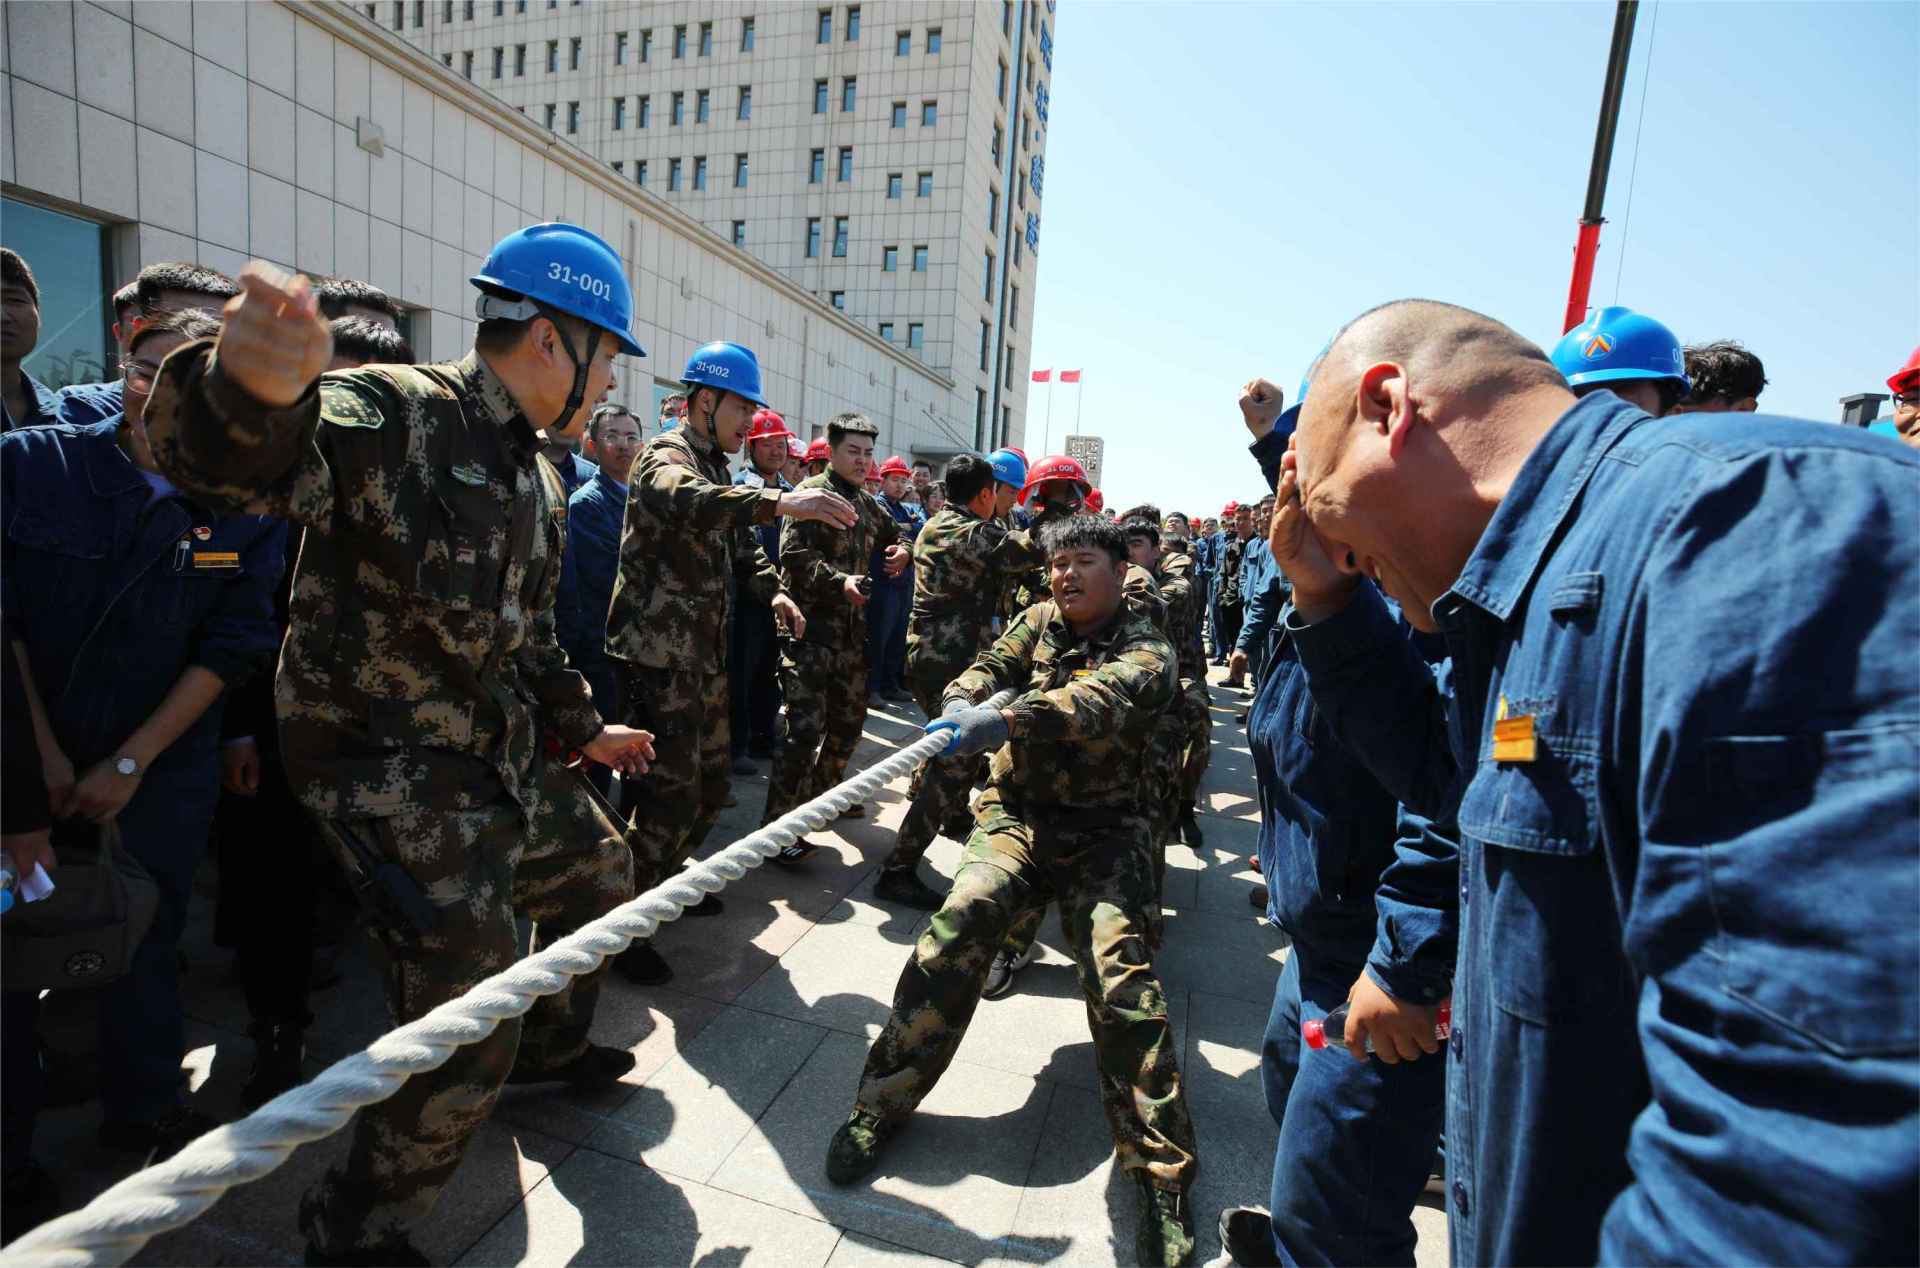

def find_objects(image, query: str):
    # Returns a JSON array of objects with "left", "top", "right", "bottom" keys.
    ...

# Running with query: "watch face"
[{"left": 116, "top": 757, "right": 137, "bottom": 776}]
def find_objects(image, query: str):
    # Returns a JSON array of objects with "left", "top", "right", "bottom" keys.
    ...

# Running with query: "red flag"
[
  {"left": 1031, "top": 369, "right": 1052, "bottom": 382},
  {"left": 1059, "top": 369, "right": 1082, "bottom": 383}
]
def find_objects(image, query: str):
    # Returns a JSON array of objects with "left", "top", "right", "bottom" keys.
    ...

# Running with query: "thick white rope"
[{"left": 3, "top": 693, "right": 1009, "bottom": 1268}]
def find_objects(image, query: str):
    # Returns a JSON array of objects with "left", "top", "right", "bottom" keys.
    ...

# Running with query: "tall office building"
[{"left": 387, "top": 0, "right": 1057, "bottom": 456}]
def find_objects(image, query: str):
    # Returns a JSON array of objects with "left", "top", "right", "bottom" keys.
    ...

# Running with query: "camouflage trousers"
[
  {"left": 855, "top": 788, "right": 1200, "bottom": 1190},
  {"left": 764, "top": 638, "right": 870, "bottom": 823},
  {"left": 621, "top": 663, "right": 733, "bottom": 871},
  {"left": 302, "top": 758, "right": 637, "bottom": 1252},
  {"left": 886, "top": 668, "right": 976, "bottom": 871},
  {"left": 1178, "top": 676, "right": 1212, "bottom": 805}
]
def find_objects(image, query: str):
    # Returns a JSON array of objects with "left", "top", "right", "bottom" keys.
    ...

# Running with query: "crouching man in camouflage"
[
  {"left": 825, "top": 515, "right": 1201, "bottom": 1267},
  {"left": 146, "top": 225, "right": 658, "bottom": 1267}
]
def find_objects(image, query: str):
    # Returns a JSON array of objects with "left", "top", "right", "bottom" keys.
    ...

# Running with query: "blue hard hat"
[
  {"left": 1551, "top": 306, "right": 1688, "bottom": 390},
  {"left": 681, "top": 341, "right": 768, "bottom": 406},
  {"left": 987, "top": 448, "right": 1027, "bottom": 489},
  {"left": 471, "top": 222, "right": 644, "bottom": 357}
]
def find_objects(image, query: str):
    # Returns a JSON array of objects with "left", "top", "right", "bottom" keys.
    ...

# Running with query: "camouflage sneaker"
[
  {"left": 1136, "top": 1179, "right": 1196, "bottom": 1267},
  {"left": 825, "top": 1108, "right": 893, "bottom": 1185}
]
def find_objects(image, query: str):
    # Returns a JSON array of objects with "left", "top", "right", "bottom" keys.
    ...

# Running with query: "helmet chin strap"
[
  {"left": 546, "top": 320, "right": 602, "bottom": 436},
  {"left": 694, "top": 388, "right": 726, "bottom": 450}
]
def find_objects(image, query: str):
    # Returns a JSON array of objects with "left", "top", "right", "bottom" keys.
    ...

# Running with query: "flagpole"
[
  {"left": 1073, "top": 376, "right": 1083, "bottom": 436},
  {"left": 1043, "top": 379, "right": 1055, "bottom": 455}
]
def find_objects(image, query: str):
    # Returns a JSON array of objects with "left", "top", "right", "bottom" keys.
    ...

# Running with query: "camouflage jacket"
[
  {"left": 947, "top": 601, "right": 1176, "bottom": 821},
  {"left": 605, "top": 425, "right": 782, "bottom": 672},
  {"left": 145, "top": 345, "right": 599, "bottom": 820},
  {"left": 904, "top": 506, "right": 1041, "bottom": 685},
  {"left": 779, "top": 469, "right": 898, "bottom": 649},
  {"left": 1154, "top": 549, "right": 1209, "bottom": 680},
  {"left": 1217, "top": 534, "right": 1249, "bottom": 607},
  {"left": 1004, "top": 553, "right": 1167, "bottom": 636}
]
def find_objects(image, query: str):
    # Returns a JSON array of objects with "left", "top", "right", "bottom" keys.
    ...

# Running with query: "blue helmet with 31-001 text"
[
  {"left": 987, "top": 448, "right": 1027, "bottom": 490},
  {"left": 682, "top": 341, "right": 768, "bottom": 406},
  {"left": 1551, "top": 305, "right": 1688, "bottom": 390},
  {"left": 470, "top": 222, "right": 644, "bottom": 357}
]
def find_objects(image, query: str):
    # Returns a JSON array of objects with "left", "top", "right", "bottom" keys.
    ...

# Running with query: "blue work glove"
[
  {"left": 925, "top": 704, "right": 1010, "bottom": 757},
  {"left": 939, "top": 697, "right": 973, "bottom": 721}
]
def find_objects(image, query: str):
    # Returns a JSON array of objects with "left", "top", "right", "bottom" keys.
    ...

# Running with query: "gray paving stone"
[
  {"left": 734, "top": 914, "right": 928, "bottom": 1040},
  {"left": 1150, "top": 906, "right": 1290, "bottom": 1007},
  {"left": 709, "top": 1031, "right": 1065, "bottom": 1266},
  {"left": 458, "top": 1148, "right": 843, "bottom": 1267},
  {"left": 826, "top": 1229, "right": 968, "bottom": 1267},
  {"left": 586, "top": 1003, "right": 830, "bottom": 1182},
  {"left": 639, "top": 894, "right": 824, "bottom": 1005}
]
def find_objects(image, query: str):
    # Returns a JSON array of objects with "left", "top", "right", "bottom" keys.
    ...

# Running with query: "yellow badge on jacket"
[{"left": 1491, "top": 695, "right": 1537, "bottom": 764}]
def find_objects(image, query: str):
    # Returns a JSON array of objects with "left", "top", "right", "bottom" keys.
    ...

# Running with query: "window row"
[
  {"left": 385, "top": 4, "right": 760, "bottom": 59},
  {"left": 599, "top": 88, "right": 754, "bottom": 128},
  {"left": 608, "top": 154, "right": 749, "bottom": 192},
  {"left": 875, "top": 321, "right": 925, "bottom": 350}
]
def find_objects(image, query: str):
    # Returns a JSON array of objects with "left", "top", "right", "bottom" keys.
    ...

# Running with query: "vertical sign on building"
[{"left": 1064, "top": 434, "right": 1104, "bottom": 490}]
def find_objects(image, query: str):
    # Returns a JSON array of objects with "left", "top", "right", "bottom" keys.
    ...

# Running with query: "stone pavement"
[{"left": 23, "top": 670, "right": 1446, "bottom": 1266}]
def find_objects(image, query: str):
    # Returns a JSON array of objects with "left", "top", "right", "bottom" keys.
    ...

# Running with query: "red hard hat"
[
  {"left": 1890, "top": 346, "right": 1920, "bottom": 395},
  {"left": 1222, "top": 500, "right": 1239, "bottom": 516},
  {"left": 1018, "top": 454, "right": 1091, "bottom": 506},
  {"left": 1085, "top": 487, "right": 1104, "bottom": 513},
  {"left": 746, "top": 409, "right": 793, "bottom": 442},
  {"left": 1007, "top": 447, "right": 1028, "bottom": 463},
  {"left": 878, "top": 455, "right": 912, "bottom": 478},
  {"left": 865, "top": 471, "right": 882, "bottom": 486},
  {"left": 805, "top": 438, "right": 831, "bottom": 463},
  {"left": 786, "top": 436, "right": 807, "bottom": 460}
]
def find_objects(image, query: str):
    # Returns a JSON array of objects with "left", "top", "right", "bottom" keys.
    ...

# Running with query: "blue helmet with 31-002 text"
[
  {"left": 682, "top": 341, "right": 768, "bottom": 406},
  {"left": 470, "top": 222, "right": 644, "bottom": 357},
  {"left": 987, "top": 448, "right": 1027, "bottom": 490},
  {"left": 1551, "top": 305, "right": 1688, "bottom": 390}
]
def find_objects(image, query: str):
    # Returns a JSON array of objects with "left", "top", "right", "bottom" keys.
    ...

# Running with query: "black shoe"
[
  {"left": 683, "top": 890, "right": 725, "bottom": 917},
  {"left": 1217, "top": 1205, "right": 1280, "bottom": 1266},
  {"left": 868, "top": 692, "right": 888, "bottom": 708},
  {"left": 1248, "top": 884, "right": 1269, "bottom": 911},
  {"left": 304, "top": 1239, "right": 432, "bottom": 1266},
  {"left": 98, "top": 1105, "right": 219, "bottom": 1164},
  {"left": 885, "top": 687, "right": 914, "bottom": 703},
  {"left": 838, "top": 803, "right": 865, "bottom": 820},
  {"left": 722, "top": 790, "right": 739, "bottom": 807},
  {"left": 2, "top": 1159, "right": 60, "bottom": 1240},
  {"left": 1237, "top": 711, "right": 1250, "bottom": 725},
  {"left": 773, "top": 839, "right": 820, "bottom": 867},
  {"left": 507, "top": 1042, "right": 636, "bottom": 1089},
  {"left": 241, "top": 1022, "right": 308, "bottom": 1111},
  {"left": 1178, "top": 808, "right": 1205, "bottom": 848},
  {"left": 1138, "top": 1180, "right": 1197, "bottom": 1267},
  {"left": 873, "top": 868, "right": 944, "bottom": 911},
  {"left": 615, "top": 940, "right": 673, "bottom": 985},
  {"left": 825, "top": 1108, "right": 894, "bottom": 1186},
  {"left": 982, "top": 950, "right": 1020, "bottom": 1000},
  {"left": 940, "top": 811, "right": 975, "bottom": 842},
  {"left": 730, "top": 754, "right": 758, "bottom": 776}
]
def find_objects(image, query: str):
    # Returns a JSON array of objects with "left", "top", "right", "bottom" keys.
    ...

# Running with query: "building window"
[
  {"left": 545, "top": 40, "right": 558, "bottom": 72},
  {"left": 461, "top": 49, "right": 474, "bottom": 77},
  {"left": 441, "top": 1, "right": 452, "bottom": 24},
  {"left": 921, "top": 100, "right": 937, "bottom": 126},
  {"left": 837, "top": 147, "right": 853, "bottom": 181},
  {"left": 983, "top": 250, "right": 994, "bottom": 300},
  {"left": 1014, "top": 232, "right": 1022, "bottom": 267},
  {"left": 1031, "top": 2, "right": 1038, "bottom": 34},
  {"left": 492, "top": 0, "right": 502, "bottom": 15},
  {"left": 816, "top": 8, "right": 832, "bottom": 42},
  {"left": 699, "top": 21, "right": 712, "bottom": 55},
  {"left": 977, "top": 389, "right": 988, "bottom": 444},
  {"left": 927, "top": 27, "right": 941, "bottom": 53},
  {"left": 1003, "top": 0, "right": 1012, "bottom": 36},
  {"left": 569, "top": 36, "right": 581, "bottom": 69},
  {"left": 741, "top": 17, "right": 755, "bottom": 50},
  {"left": 671, "top": 91, "right": 685, "bottom": 125},
  {"left": 831, "top": 291, "right": 846, "bottom": 310},
  {"left": 668, "top": 157, "right": 682, "bottom": 191},
  {"left": 1023, "top": 113, "right": 1031, "bottom": 151},
  {"left": 734, "top": 153, "right": 749, "bottom": 187},
  {"left": 693, "top": 155, "right": 708, "bottom": 190},
  {"left": 737, "top": 86, "right": 752, "bottom": 120},
  {"left": 543, "top": 102, "right": 556, "bottom": 129},
  {"left": 673, "top": 24, "right": 686, "bottom": 57},
  {"left": 988, "top": 187, "right": 999, "bottom": 230},
  {"left": 847, "top": 6, "right": 861, "bottom": 40},
  {"left": 696, "top": 88, "right": 710, "bottom": 123},
  {"left": 912, "top": 244, "right": 928, "bottom": 271},
  {"left": 880, "top": 322, "right": 895, "bottom": 341},
  {"left": 635, "top": 160, "right": 647, "bottom": 185},
  {"left": 441, "top": 52, "right": 452, "bottom": 68},
  {"left": 916, "top": 171, "right": 932, "bottom": 197},
  {"left": 841, "top": 77, "right": 857, "bottom": 112},
  {"left": 566, "top": 101, "right": 579, "bottom": 133},
  {"left": 998, "top": 60, "right": 1008, "bottom": 104},
  {"left": 806, "top": 218, "right": 821, "bottom": 258},
  {"left": 492, "top": 46, "right": 503, "bottom": 78},
  {"left": 895, "top": 30, "right": 910, "bottom": 56},
  {"left": 832, "top": 217, "right": 848, "bottom": 257},
  {"left": 1009, "top": 284, "right": 1020, "bottom": 329},
  {"left": 612, "top": 97, "right": 625, "bottom": 130},
  {"left": 886, "top": 173, "right": 902, "bottom": 199},
  {"left": 979, "top": 321, "right": 990, "bottom": 370},
  {"left": 614, "top": 31, "right": 628, "bottom": 63},
  {"left": 1005, "top": 346, "right": 1015, "bottom": 389},
  {"left": 907, "top": 322, "right": 923, "bottom": 350},
  {"left": 813, "top": 81, "right": 829, "bottom": 114},
  {"left": 638, "top": 95, "right": 651, "bottom": 127},
  {"left": 463, "top": 0, "right": 473, "bottom": 18},
  {"left": 732, "top": 220, "right": 746, "bottom": 246},
  {"left": 890, "top": 101, "right": 906, "bottom": 128},
  {"left": 992, "top": 123, "right": 1003, "bottom": 162},
  {"left": 613, "top": 159, "right": 624, "bottom": 174},
  {"left": 809, "top": 149, "right": 824, "bottom": 183},
  {"left": 411, "top": 0, "right": 423, "bottom": 27},
  {"left": 882, "top": 246, "right": 897, "bottom": 272},
  {"left": 515, "top": 0, "right": 524, "bottom": 11},
  {"left": 1017, "top": 169, "right": 1026, "bottom": 208},
  {"left": 513, "top": 43, "right": 526, "bottom": 75},
  {"left": 640, "top": 29, "right": 652, "bottom": 62}
]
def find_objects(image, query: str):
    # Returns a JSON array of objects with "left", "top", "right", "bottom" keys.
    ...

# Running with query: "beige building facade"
[{"left": 0, "top": 0, "right": 1051, "bottom": 459}]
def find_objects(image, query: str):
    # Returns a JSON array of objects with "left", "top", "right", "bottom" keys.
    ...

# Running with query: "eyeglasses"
[
  {"left": 122, "top": 361, "right": 162, "bottom": 389},
  {"left": 1894, "top": 391, "right": 1920, "bottom": 408}
]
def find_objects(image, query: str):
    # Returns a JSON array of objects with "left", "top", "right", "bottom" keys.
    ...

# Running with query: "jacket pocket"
[
  {"left": 368, "top": 695, "right": 476, "bottom": 751},
  {"left": 1704, "top": 727, "right": 1919, "bottom": 1056},
  {"left": 416, "top": 478, "right": 506, "bottom": 612}
]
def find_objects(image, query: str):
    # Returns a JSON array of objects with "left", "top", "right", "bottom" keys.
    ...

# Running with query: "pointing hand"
[{"left": 217, "top": 263, "right": 334, "bottom": 408}]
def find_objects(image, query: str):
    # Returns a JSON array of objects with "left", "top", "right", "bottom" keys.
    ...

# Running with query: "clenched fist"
[
  {"left": 1238, "top": 378, "right": 1285, "bottom": 439},
  {"left": 218, "top": 263, "right": 334, "bottom": 408}
]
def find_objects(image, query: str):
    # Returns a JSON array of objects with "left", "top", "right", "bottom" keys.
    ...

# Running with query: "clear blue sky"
[{"left": 1026, "top": 1, "right": 1919, "bottom": 515}]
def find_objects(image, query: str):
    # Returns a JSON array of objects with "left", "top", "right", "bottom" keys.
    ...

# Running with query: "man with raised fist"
[{"left": 144, "top": 224, "right": 659, "bottom": 1267}]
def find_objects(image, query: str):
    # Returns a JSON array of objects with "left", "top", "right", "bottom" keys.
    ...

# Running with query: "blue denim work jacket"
[
  {"left": 871, "top": 493, "right": 923, "bottom": 593},
  {"left": 1290, "top": 391, "right": 1919, "bottom": 1265},
  {"left": 53, "top": 377, "right": 123, "bottom": 428},
  {"left": 556, "top": 470, "right": 627, "bottom": 677},
  {"left": 0, "top": 420, "right": 284, "bottom": 773}
]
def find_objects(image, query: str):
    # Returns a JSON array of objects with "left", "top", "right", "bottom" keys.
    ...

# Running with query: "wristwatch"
[{"left": 114, "top": 755, "right": 141, "bottom": 776}]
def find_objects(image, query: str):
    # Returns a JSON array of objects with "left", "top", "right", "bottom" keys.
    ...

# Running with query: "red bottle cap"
[{"left": 1301, "top": 1018, "right": 1328, "bottom": 1050}]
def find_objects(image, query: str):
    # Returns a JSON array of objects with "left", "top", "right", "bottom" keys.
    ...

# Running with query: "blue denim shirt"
[
  {"left": 1291, "top": 392, "right": 1920, "bottom": 1265},
  {"left": 0, "top": 420, "right": 284, "bottom": 774},
  {"left": 1236, "top": 539, "right": 1287, "bottom": 660},
  {"left": 556, "top": 470, "right": 627, "bottom": 677},
  {"left": 551, "top": 449, "right": 598, "bottom": 499},
  {"left": 53, "top": 377, "right": 123, "bottom": 428},
  {"left": 733, "top": 466, "right": 788, "bottom": 565},
  {"left": 3, "top": 369, "right": 61, "bottom": 431},
  {"left": 872, "top": 493, "right": 923, "bottom": 593}
]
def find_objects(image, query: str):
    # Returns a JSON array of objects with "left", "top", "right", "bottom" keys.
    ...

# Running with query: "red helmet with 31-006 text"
[{"left": 1018, "top": 454, "right": 1092, "bottom": 506}]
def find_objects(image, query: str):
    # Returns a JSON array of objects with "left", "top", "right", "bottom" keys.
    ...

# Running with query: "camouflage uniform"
[
  {"left": 605, "top": 425, "right": 783, "bottom": 868},
  {"left": 887, "top": 506, "right": 1041, "bottom": 871},
  {"left": 145, "top": 346, "right": 637, "bottom": 1253},
  {"left": 853, "top": 600, "right": 1200, "bottom": 1192},
  {"left": 762, "top": 469, "right": 898, "bottom": 822},
  {"left": 1154, "top": 547, "right": 1214, "bottom": 822}
]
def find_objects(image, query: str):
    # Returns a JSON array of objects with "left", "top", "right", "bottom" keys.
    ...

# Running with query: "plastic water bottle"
[{"left": 1303, "top": 1000, "right": 1452, "bottom": 1053}]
